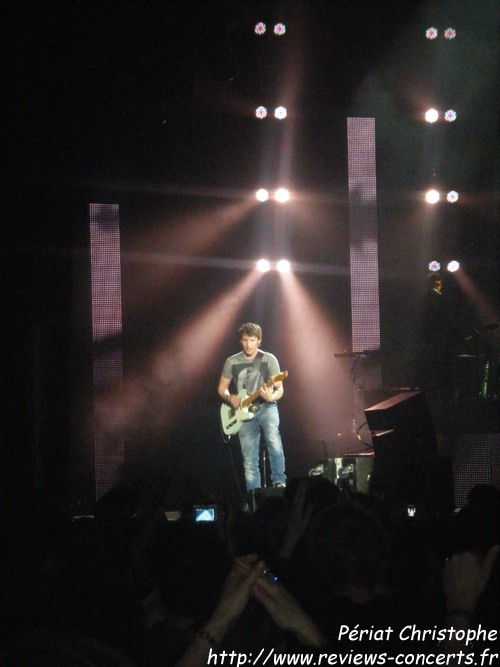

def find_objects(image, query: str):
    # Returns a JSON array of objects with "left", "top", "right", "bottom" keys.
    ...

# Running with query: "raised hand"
[
  {"left": 174, "top": 555, "right": 265, "bottom": 667},
  {"left": 279, "top": 479, "right": 315, "bottom": 560},
  {"left": 443, "top": 544, "right": 499, "bottom": 614},
  {"left": 206, "top": 555, "right": 265, "bottom": 638},
  {"left": 251, "top": 571, "right": 327, "bottom": 647}
]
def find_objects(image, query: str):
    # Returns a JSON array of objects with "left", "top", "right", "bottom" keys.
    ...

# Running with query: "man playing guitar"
[{"left": 218, "top": 322, "right": 287, "bottom": 492}]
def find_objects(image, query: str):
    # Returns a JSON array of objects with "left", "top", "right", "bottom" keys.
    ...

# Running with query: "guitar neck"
[{"left": 241, "top": 378, "right": 275, "bottom": 409}]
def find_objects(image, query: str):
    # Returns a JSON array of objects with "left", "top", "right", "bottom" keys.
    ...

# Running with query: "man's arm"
[
  {"left": 260, "top": 380, "right": 283, "bottom": 403},
  {"left": 260, "top": 353, "right": 284, "bottom": 402},
  {"left": 218, "top": 375, "right": 240, "bottom": 409}
]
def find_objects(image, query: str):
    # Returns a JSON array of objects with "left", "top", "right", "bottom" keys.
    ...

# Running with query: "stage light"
[
  {"left": 425, "top": 109, "right": 439, "bottom": 123},
  {"left": 274, "top": 106, "right": 287, "bottom": 120},
  {"left": 447, "top": 191, "right": 459, "bottom": 203},
  {"left": 426, "top": 189, "right": 440, "bottom": 204},
  {"left": 275, "top": 188, "right": 289, "bottom": 203},
  {"left": 444, "top": 110, "right": 457, "bottom": 122},
  {"left": 428, "top": 261, "right": 441, "bottom": 272},
  {"left": 277, "top": 259, "right": 291, "bottom": 273},
  {"left": 447, "top": 261, "right": 460, "bottom": 273},
  {"left": 426, "top": 27, "right": 438, "bottom": 39},
  {"left": 444, "top": 28, "right": 456, "bottom": 39},
  {"left": 255, "top": 106, "right": 268, "bottom": 119},
  {"left": 256, "top": 189, "right": 269, "bottom": 202},
  {"left": 274, "top": 23, "right": 286, "bottom": 36},
  {"left": 257, "top": 259, "right": 271, "bottom": 272},
  {"left": 255, "top": 22, "right": 266, "bottom": 35}
]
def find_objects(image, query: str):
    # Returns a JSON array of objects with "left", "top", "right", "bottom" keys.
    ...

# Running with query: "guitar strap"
[{"left": 246, "top": 350, "right": 264, "bottom": 396}]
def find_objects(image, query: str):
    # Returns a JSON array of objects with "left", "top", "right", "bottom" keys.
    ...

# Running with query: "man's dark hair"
[{"left": 238, "top": 322, "right": 262, "bottom": 339}]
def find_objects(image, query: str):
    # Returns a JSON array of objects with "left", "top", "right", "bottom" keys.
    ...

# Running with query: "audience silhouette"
[{"left": 1, "top": 473, "right": 498, "bottom": 666}]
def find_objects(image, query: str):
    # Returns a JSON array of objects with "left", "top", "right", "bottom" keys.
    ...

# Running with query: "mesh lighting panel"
[
  {"left": 89, "top": 203, "right": 124, "bottom": 500},
  {"left": 347, "top": 118, "right": 381, "bottom": 415},
  {"left": 437, "top": 433, "right": 500, "bottom": 507}
]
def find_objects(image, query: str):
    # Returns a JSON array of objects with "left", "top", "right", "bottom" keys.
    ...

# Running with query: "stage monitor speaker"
[
  {"left": 335, "top": 454, "right": 374, "bottom": 494},
  {"left": 248, "top": 486, "right": 285, "bottom": 512},
  {"left": 310, "top": 455, "right": 374, "bottom": 494},
  {"left": 309, "top": 458, "right": 336, "bottom": 484}
]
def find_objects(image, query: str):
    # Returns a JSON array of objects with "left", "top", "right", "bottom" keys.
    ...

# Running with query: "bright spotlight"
[
  {"left": 276, "top": 259, "right": 291, "bottom": 273},
  {"left": 444, "top": 110, "right": 457, "bottom": 122},
  {"left": 447, "top": 261, "right": 460, "bottom": 273},
  {"left": 255, "top": 106, "right": 268, "bottom": 119},
  {"left": 428, "top": 261, "right": 441, "bottom": 272},
  {"left": 425, "top": 109, "right": 439, "bottom": 123},
  {"left": 274, "top": 23, "right": 286, "bottom": 36},
  {"left": 426, "top": 189, "right": 440, "bottom": 204},
  {"left": 426, "top": 27, "right": 438, "bottom": 40},
  {"left": 275, "top": 188, "right": 289, "bottom": 203},
  {"left": 254, "top": 22, "right": 266, "bottom": 35},
  {"left": 274, "top": 106, "right": 287, "bottom": 120},
  {"left": 256, "top": 189, "right": 269, "bottom": 202},
  {"left": 444, "top": 28, "right": 456, "bottom": 40},
  {"left": 257, "top": 259, "right": 271, "bottom": 272},
  {"left": 447, "top": 191, "right": 459, "bottom": 203}
]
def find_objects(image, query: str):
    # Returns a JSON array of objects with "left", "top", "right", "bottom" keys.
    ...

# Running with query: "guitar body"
[
  {"left": 220, "top": 390, "right": 255, "bottom": 436},
  {"left": 219, "top": 371, "right": 288, "bottom": 437}
]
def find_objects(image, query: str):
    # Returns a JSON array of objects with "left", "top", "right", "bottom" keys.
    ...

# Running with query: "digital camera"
[{"left": 193, "top": 504, "right": 218, "bottom": 522}]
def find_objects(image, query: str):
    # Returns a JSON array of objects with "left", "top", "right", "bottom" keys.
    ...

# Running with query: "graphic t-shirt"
[{"left": 222, "top": 350, "right": 281, "bottom": 400}]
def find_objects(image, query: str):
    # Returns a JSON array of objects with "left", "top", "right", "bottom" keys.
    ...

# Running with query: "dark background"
[{"left": 1, "top": 1, "right": 499, "bottom": 510}]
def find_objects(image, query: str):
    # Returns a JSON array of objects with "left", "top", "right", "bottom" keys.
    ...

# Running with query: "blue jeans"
[{"left": 238, "top": 403, "right": 286, "bottom": 491}]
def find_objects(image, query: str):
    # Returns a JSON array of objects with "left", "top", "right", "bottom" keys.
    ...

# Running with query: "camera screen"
[{"left": 194, "top": 506, "right": 216, "bottom": 522}]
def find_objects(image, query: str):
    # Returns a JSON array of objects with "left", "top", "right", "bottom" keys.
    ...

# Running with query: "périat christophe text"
[
  {"left": 338, "top": 624, "right": 497, "bottom": 645},
  {"left": 205, "top": 625, "right": 499, "bottom": 666}
]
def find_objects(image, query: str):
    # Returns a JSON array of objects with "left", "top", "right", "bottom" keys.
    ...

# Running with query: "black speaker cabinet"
[
  {"left": 310, "top": 455, "right": 374, "bottom": 494},
  {"left": 364, "top": 391, "right": 445, "bottom": 510},
  {"left": 335, "top": 454, "right": 374, "bottom": 494},
  {"left": 248, "top": 486, "right": 285, "bottom": 512}
]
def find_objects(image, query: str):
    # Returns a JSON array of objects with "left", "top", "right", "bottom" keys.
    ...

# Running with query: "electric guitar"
[{"left": 220, "top": 371, "right": 289, "bottom": 436}]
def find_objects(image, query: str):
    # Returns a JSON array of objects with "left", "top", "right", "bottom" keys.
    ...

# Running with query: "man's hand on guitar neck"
[
  {"left": 260, "top": 382, "right": 283, "bottom": 403},
  {"left": 259, "top": 385, "right": 276, "bottom": 403}
]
